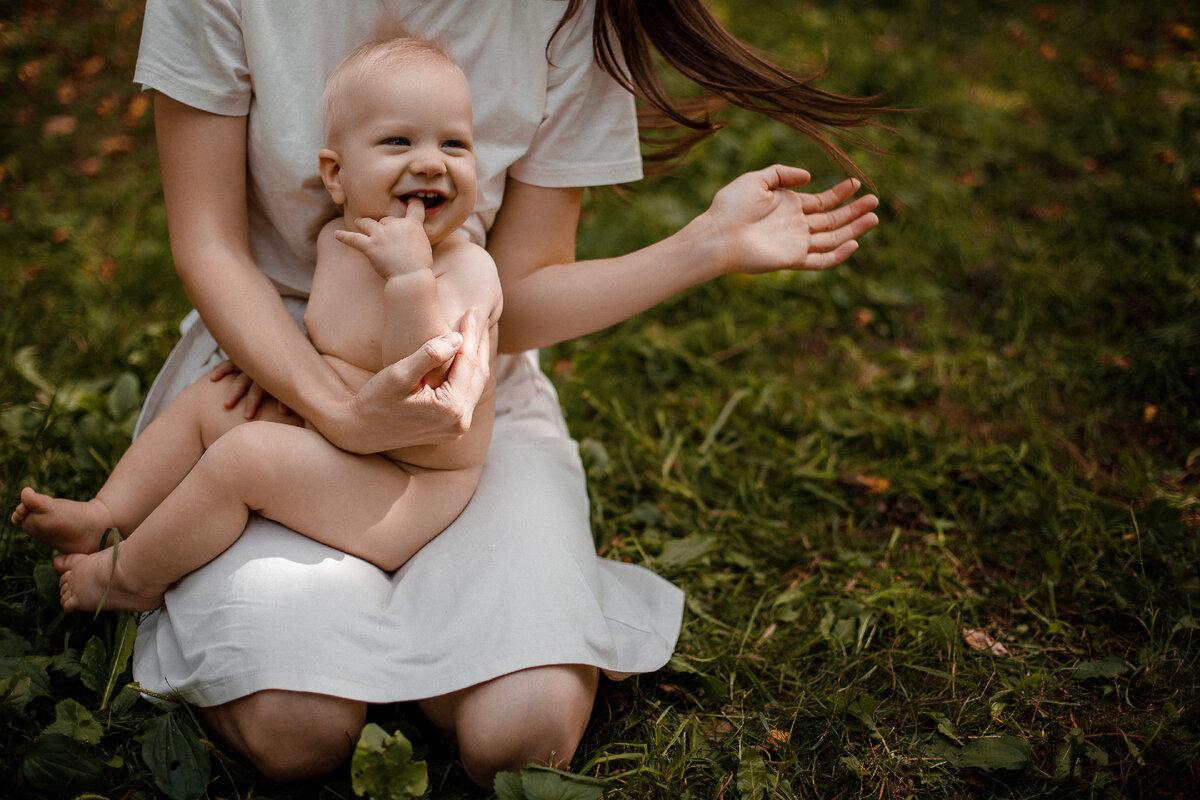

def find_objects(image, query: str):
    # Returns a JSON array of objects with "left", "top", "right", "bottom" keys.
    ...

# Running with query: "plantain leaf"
[{"left": 142, "top": 711, "right": 211, "bottom": 800}]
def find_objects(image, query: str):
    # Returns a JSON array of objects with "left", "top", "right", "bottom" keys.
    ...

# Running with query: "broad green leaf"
[
  {"left": 33, "top": 563, "right": 61, "bottom": 605},
  {"left": 932, "top": 734, "right": 1033, "bottom": 772},
  {"left": 80, "top": 637, "right": 107, "bottom": 691},
  {"left": 654, "top": 533, "right": 717, "bottom": 567},
  {"left": 100, "top": 613, "right": 138, "bottom": 709},
  {"left": 1, "top": 672, "right": 33, "bottom": 711},
  {"left": 493, "top": 770, "right": 526, "bottom": 800},
  {"left": 107, "top": 371, "right": 142, "bottom": 419},
  {"left": 1072, "top": 655, "right": 1129, "bottom": 681},
  {"left": 0, "top": 628, "right": 31, "bottom": 657},
  {"left": 0, "top": 657, "right": 53, "bottom": 709},
  {"left": 578, "top": 438, "right": 611, "bottom": 477},
  {"left": 519, "top": 771, "right": 602, "bottom": 800},
  {"left": 0, "top": 404, "right": 43, "bottom": 438},
  {"left": 142, "top": 712, "right": 211, "bottom": 800},
  {"left": 21, "top": 733, "right": 106, "bottom": 794},
  {"left": 350, "top": 722, "right": 428, "bottom": 800},
  {"left": 736, "top": 750, "right": 770, "bottom": 800},
  {"left": 47, "top": 698, "right": 104, "bottom": 745}
]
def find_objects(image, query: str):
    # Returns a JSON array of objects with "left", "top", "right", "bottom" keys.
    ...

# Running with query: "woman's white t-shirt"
[{"left": 135, "top": 0, "right": 644, "bottom": 295}]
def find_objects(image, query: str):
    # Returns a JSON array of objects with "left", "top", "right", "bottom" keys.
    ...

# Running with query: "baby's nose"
[{"left": 410, "top": 149, "right": 446, "bottom": 175}]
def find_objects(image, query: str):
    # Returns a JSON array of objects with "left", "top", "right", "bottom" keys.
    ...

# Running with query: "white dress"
[{"left": 130, "top": 0, "right": 683, "bottom": 707}]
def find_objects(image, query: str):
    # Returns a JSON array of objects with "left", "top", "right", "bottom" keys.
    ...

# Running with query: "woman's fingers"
[
  {"left": 209, "top": 359, "right": 238, "bottom": 381},
  {"left": 222, "top": 372, "right": 252, "bottom": 408}
]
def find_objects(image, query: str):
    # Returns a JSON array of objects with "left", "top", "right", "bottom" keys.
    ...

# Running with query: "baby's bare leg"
[
  {"left": 58, "top": 420, "right": 476, "bottom": 612},
  {"left": 12, "top": 375, "right": 298, "bottom": 555}
]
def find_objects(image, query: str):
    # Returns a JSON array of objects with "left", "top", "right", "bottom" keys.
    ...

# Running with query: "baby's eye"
[
  {"left": 384, "top": 136, "right": 411, "bottom": 147},
  {"left": 443, "top": 140, "right": 469, "bottom": 151}
]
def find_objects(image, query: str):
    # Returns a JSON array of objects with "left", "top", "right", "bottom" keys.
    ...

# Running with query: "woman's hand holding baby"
[{"left": 330, "top": 307, "right": 490, "bottom": 454}]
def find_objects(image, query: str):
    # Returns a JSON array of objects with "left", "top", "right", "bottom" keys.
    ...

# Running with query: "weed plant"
[{"left": 1, "top": 1, "right": 1197, "bottom": 798}]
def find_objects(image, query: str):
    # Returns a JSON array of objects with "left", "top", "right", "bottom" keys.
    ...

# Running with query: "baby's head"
[{"left": 319, "top": 36, "right": 476, "bottom": 245}]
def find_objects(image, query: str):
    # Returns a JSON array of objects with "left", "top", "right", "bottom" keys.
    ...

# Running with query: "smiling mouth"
[{"left": 400, "top": 191, "right": 447, "bottom": 213}]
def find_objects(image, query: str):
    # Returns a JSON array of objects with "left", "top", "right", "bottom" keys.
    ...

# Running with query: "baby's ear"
[{"left": 318, "top": 148, "right": 346, "bottom": 205}]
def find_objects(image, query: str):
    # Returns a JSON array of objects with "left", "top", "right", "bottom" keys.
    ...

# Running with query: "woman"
[{"left": 131, "top": 0, "right": 882, "bottom": 786}]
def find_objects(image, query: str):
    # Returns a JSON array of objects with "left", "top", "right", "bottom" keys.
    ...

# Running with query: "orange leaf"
[
  {"left": 99, "top": 134, "right": 137, "bottom": 157},
  {"left": 124, "top": 94, "right": 151, "bottom": 127},
  {"left": 42, "top": 115, "right": 78, "bottom": 136},
  {"left": 78, "top": 55, "right": 106, "bottom": 78}
]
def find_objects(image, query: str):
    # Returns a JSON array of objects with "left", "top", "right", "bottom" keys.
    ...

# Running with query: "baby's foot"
[
  {"left": 11, "top": 487, "right": 113, "bottom": 554},
  {"left": 57, "top": 552, "right": 165, "bottom": 613}
]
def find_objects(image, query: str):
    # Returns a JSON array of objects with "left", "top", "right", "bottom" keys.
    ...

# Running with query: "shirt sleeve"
[
  {"left": 509, "top": 1, "right": 644, "bottom": 188},
  {"left": 134, "top": 0, "right": 251, "bottom": 116}
]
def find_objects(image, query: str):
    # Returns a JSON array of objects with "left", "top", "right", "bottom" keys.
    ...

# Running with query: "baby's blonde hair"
[{"left": 322, "top": 34, "right": 461, "bottom": 145}]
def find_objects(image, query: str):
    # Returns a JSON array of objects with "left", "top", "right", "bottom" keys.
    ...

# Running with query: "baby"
[{"left": 11, "top": 35, "right": 502, "bottom": 612}]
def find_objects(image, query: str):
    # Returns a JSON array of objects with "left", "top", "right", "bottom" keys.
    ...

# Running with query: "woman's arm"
[
  {"left": 155, "top": 94, "right": 488, "bottom": 453},
  {"left": 488, "top": 166, "right": 879, "bottom": 353}
]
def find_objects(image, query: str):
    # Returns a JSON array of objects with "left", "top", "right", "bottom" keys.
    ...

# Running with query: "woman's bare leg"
[
  {"left": 12, "top": 375, "right": 292, "bottom": 554},
  {"left": 418, "top": 664, "right": 599, "bottom": 788},
  {"left": 199, "top": 690, "right": 367, "bottom": 781}
]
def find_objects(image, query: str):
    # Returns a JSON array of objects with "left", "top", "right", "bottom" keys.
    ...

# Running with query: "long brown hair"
[{"left": 559, "top": 0, "right": 890, "bottom": 181}]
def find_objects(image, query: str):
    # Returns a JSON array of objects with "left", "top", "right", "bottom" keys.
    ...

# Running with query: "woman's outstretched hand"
[
  {"left": 332, "top": 308, "right": 491, "bottom": 454},
  {"left": 703, "top": 165, "right": 880, "bottom": 275}
]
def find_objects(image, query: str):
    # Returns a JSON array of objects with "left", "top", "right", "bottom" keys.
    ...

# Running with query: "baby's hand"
[{"left": 334, "top": 197, "right": 433, "bottom": 279}]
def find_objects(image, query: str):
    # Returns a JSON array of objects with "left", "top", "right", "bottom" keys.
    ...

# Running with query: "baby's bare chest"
[{"left": 305, "top": 262, "right": 387, "bottom": 373}]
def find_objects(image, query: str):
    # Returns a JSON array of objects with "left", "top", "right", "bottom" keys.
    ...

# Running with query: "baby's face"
[{"left": 331, "top": 61, "right": 476, "bottom": 245}]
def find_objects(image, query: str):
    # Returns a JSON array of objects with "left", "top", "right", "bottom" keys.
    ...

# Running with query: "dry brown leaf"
[
  {"left": 78, "top": 55, "right": 106, "bottom": 78},
  {"left": 98, "top": 258, "right": 118, "bottom": 281},
  {"left": 96, "top": 94, "right": 120, "bottom": 117},
  {"left": 962, "top": 627, "right": 1009, "bottom": 656},
  {"left": 17, "top": 59, "right": 42, "bottom": 86},
  {"left": 55, "top": 81, "right": 78, "bottom": 104},
  {"left": 99, "top": 134, "right": 137, "bottom": 157},
  {"left": 42, "top": 115, "right": 78, "bottom": 136},
  {"left": 124, "top": 94, "right": 151, "bottom": 127}
]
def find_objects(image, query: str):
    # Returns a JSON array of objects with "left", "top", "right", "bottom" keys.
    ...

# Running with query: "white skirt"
[{"left": 131, "top": 301, "right": 683, "bottom": 706}]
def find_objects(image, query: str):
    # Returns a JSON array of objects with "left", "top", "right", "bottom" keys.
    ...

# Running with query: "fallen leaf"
[
  {"left": 17, "top": 59, "right": 42, "bottom": 85},
  {"left": 842, "top": 473, "right": 891, "bottom": 494},
  {"left": 42, "top": 115, "right": 78, "bottom": 136},
  {"left": 55, "top": 81, "right": 78, "bottom": 104},
  {"left": 963, "top": 628, "right": 1009, "bottom": 656},
  {"left": 99, "top": 135, "right": 137, "bottom": 156},
  {"left": 76, "top": 157, "right": 101, "bottom": 177},
  {"left": 1039, "top": 42, "right": 1058, "bottom": 60},
  {"left": 78, "top": 55, "right": 106, "bottom": 78},
  {"left": 98, "top": 258, "right": 118, "bottom": 282},
  {"left": 1143, "top": 404, "right": 1158, "bottom": 423},
  {"left": 1121, "top": 53, "right": 1147, "bottom": 71},
  {"left": 96, "top": 94, "right": 119, "bottom": 116},
  {"left": 124, "top": 94, "right": 151, "bottom": 127}
]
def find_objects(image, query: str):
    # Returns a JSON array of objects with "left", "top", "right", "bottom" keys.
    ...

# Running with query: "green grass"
[{"left": 2, "top": 0, "right": 1198, "bottom": 798}]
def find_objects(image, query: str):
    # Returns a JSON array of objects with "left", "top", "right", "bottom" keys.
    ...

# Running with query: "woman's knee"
[
  {"left": 435, "top": 665, "right": 599, "bottom": 787},
  {"left": 200, "top": 690, "right": 367, "bottom": 782}
]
